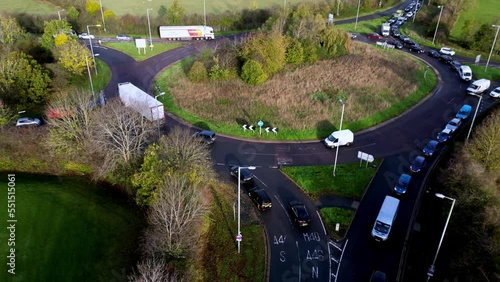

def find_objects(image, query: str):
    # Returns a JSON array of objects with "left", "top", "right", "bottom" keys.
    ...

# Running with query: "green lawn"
[
  {"left": 0, "top": 174, "right": 144, "bottom": 282},
  {"left": 103, "top": 42, "right": 183, "bottom": 61},
  {"left": 320, "top": 207, "right": 355, "bottom": 240},
  {"left": 451, "top": 0, "right": 499, "bottom": 39},
  {"left": 0, "top": 0, "right": 60, "bottom": 15},
  {"left": 469, "top": 64, "right": 500, "bottom": 81},
  {"left": 337, "top": 16, "right": 388, "bottom": 34},
  {"left": 280, "top": 160, "right": 381, "bottom": 199}
]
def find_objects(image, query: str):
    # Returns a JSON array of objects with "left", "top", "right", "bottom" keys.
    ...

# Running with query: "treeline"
[{"left": 434, "top": 108, "right": 500, "bottom": 281}]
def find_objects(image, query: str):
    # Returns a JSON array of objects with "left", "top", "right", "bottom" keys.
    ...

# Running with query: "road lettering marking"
[
  {"left": 311, "top": 266, "right": 319, "bottom": 278},
  {"left": 273, "top": 235, "right": 287, "bottom": 245},
  {"left": 280, "top": 251, "right": 286, "bottom": 262},
  {"left": 303, "top": 232, "right": 321, "bottom": 242}
]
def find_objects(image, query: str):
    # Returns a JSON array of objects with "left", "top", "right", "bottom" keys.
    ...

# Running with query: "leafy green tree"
[
  {"left": 240, "top": 32, "right": 287, "bottom": 75},
  {"left": 0, "top": 52, "right": 51, "bottom": 110},
  {"left": 104, "top": 10, "right": 116, "bottom": 21},
  {"left": 286, "top": 3, "right": 325, "bottom": 41},
  {"left": 318, "top": 27, "right": 351, "bottom": 58},
  {"left": 86, "top": 0, "right": 101, "bottom": 17},
  {"left": 55, "top": 40, "right": 92, "bottom": 75},
  {"left": 167, "top": 0, "right": 185, "bottom": 25},
  {"left": 285, "top": 37, "right": 304, "bottom": 64},
  {"left": 241, "top": 59, "right": 268, "bottom": 86},
  {"left": 187, "top": 60, "right": 208, "bottom": 82},
  {"left": 301, "top": 39, "right": 319, "bottom": 64},
  {"left": 0, "top": 102, "right": 15, "bottom": 128},
  {"left": 67, "top": 6, "right": 80, "bottom": 20},
  {"left": 0, "top": 15, "right": 26, "bottom": 48},
  {"left": 471, "top": 24, "right": 496, "bottom": 52},
  {"left": 41, "top": 19, "right": 72, "bottom": 49},
  {"left": 460, "top": 18, "right": 480, "bottom": 47},
  {"left": 157, "top": 5, "right": 168, "bottom": 19}
]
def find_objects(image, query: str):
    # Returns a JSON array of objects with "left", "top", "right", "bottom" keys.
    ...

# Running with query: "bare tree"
[
  {"left": 128, "top": 257, "right": 182, "bottom": 282},
  {"left": 466, "top": 110, "right": 500, "bottom": 171},
  {"left": 91, "top": 100, "right": 156, "bottom": 177},
  {"left": 142, "top": 176, "right": 208, "bottom": 259}
]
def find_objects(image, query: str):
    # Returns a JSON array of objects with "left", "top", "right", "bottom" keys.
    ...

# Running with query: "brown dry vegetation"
[{"left": 169, "top": 42, "right": 420, "bottom": 130}]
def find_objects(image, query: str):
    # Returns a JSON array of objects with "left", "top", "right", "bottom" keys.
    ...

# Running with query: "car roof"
[
  {"left": 459, "top": 104, "right": 472, "bottom": 111},
  {"left": 252, "top": 189, "right": 271, "bottom": 201},
  {"left": 18, "top": 117, "right": 29, "bottom": 121},
  {"left": 399, "top": 173, "right": 411, "bottom": 183},
  {"left": 450, "top": 118, "right": 461, "bottom": 123},
  {"left": 441, "top": 128, "right": 452, "bottom": 134},
  {"left": 199, "top": 130, "right": 215, "bottom": 135}
]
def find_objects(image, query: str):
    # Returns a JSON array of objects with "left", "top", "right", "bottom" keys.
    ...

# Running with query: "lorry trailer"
[{"left": 159, "top": 25, "right": 215, "bottom": 40}]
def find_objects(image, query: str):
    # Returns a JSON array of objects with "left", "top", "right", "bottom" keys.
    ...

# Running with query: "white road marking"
[
  {"left": 296, "top": 241, "right": 301, "bottom": 281},
  {"left": 274, "top": 195, "right": 293, "bottom": 226},
  {"left": 316, "top": 211, "right": 328, "bottom": 236},
  {"left": 334, "top": 239, "right": 349, "bottom": 282}
]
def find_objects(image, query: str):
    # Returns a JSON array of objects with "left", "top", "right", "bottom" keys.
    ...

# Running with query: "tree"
[
  {"left": 285, "top": 37, "right": 304, "bottom": 64},
  {"left": 471, "top": 24, "right": 497, "bottom": 52},
  {"left": 54, "top": 33, "right": 70, "bottom": 47},
  {"left": 55, "top": 39, "right": 92, "bottom": 75},
  {"left": 241, "top": 59, "right": 268, "bottom": 85},
  {"left": 167, "top": 0, "right": 185, "bottom": 25},
  {"left": 157, "top": 5, "right": 168, "bottom": 19},
  {"left": 67, "top": 6, "right": 80, "bottom": 20},
  {"left": 285, "top": 3, "right": 325, "bottom": 41},
  {"left": 104, "top": 10, "right": 116, "bottom": 21},
  {"left": 132, "top": 127, "right": 213, "bottom": 206},
  {"left": 0, "top": 15, "right": 26, "bottom": 50},
  {"left": 460, "top": 18, "right": 480, "bottom": 47},
  {"left": 141, "top": 176, "right": 208, "bottom": 259},
  {"left": 187, "top": 60, "right": 208, "bottom": 82},
  {"left": 0, "top": 51, "right": 51, "bottom": 110},
  {"left": 86, "top": 0, "right": 101, "bottom": 17},
  {"left": 0, "top": 102, "right": 15, "bottom": 128},
  {"left": 466, "top": 110, "right": 500, "bottom": 171},
  {"left": 41, "top": 19, "right": 72, "bottom": 49},
  {"left": 318, "top": 27, "right": 351, "bottom": 58},
  {"left": 128, "top": 257, "right": 182, "bottom": 282},
  {"left": 239, "top": 32, "right": 287, "bottom": 75}
]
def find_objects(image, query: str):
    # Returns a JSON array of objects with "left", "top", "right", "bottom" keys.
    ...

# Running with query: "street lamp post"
[
  {"left": 85, "top": 56, "right": 95, "bottom": 96},
  {"left": 354, "top": 0, "right": 361, "bottom": 31},
  {"left": 99, "top": 0, "right": 107, "bottom": 32},
  {"left": 203, "top": 0, "right": 207, "bottom": 27},
  {"left": 337, "top": 0, "right": 341, "bottom": 16},
  {"left": 147, "top": 8, "right": 153, "bottom": 50},
  {"left": 333, "top": 99, "right": 345, "bottom": 177},
  {"left": 432, "top": 5, "right": 444, "bottom": 45},
  {"left": 87, "top": 24, "right": 101, "bottom": 75},
  {"left": 485, "top": 25, "right": 500, "bottom": 72},
  {"left": 57, "top": 9, "right": 65, "bottom": 20},
  {"left": 237, "top": 166, "right": 256, "bottom": 253},
  {"left": 466, "top": 93, "right": 483, "bottom": 142},
  {"left": 154, "top": 92, "right": 166, "bottom": 139},
  {"left": 427, "top": 193, "right": 456, "bottom": 281}
]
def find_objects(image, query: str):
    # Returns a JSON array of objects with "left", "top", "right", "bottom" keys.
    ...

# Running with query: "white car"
[
  {"left": 439, "top": 47, "right": 455, "bottom": 56},
  {"left": 78, "top": 33, "right": 95, "bottom": 40},
  {"left": 16, "top": 117, "right": 41, "bottom": 127},
  {"left": 446, "top": 118, "right": 462, "bottom": 133},
  {"left": 490, "top": 87, "right": 500, "bottom": 98},
  {"left": 116, "top": 34, "right": 132, "bottom": 40}
]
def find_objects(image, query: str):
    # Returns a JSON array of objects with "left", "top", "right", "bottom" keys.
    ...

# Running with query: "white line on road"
[
  {"left": 274, "top": 195, "right": 293, "bottom": 226},
  {"left": 316, "top": 210, "right": 327, "bottom": 236},
  {"left": 329, "top": 240, "right": 332, "bottom": 282},
  {"left": 296, "top": 241, "right": 301, "bottom": 281},
  {"left": 334, "top": 239, "right": 349, "bottom": 282}
]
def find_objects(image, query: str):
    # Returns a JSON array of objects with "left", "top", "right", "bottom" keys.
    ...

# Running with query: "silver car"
[
  {"left": 445, "top": 118, "right": 462, "bottom": 133},
  {"left": 16, "top": 117, "right": 41, "bottom": 127}
]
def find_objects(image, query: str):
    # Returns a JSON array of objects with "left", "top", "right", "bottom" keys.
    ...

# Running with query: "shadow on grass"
[
  {"left": 316, "top": 119, "right": 336, "bottom": 139},
  {"left": 193, "top": 121, "right": 210, "bottom": 130}
]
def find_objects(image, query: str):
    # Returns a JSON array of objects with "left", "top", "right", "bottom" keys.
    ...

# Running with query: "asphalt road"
[{"left": 88, "top": 2, "right": 500, "bottom": 281}]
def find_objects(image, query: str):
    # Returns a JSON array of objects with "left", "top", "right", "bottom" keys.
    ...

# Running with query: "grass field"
[
  {"left": 158, "top": 42, "right": 437, "bottom": 140},
  {"left": 0, "top": 0, "right": 60, "bottom": 15},
  {"left": 103, "top": 42, "right": 183, "bottom": 61},
  {"left": 280, "top": 160, "right": 381, "bottom": 199},
  {"left": 451, "top": 0, "right": 498, "bottom": 39},
  {"left": 0, "top": 173, "right": 144, "bottom": 282},
  {"left": 320, "top": 207, "right": 355, "bottom": 240}
]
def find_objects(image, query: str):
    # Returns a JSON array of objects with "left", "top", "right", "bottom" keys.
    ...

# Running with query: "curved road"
[{"left": 89, "top": 2, "right": 499, "bottom": 281}]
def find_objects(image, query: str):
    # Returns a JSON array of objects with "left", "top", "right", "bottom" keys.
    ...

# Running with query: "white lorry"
[
  {"left": 118, "top": 82, "right": 164, "bottom": 121},
  {"left": 466, "top": 79, "right": 491, "bottom": 95},
  {"left": 324, "top": 129, "right": 354, "bottom": 148},
  {"left": 159, "top": 26, "right": 215, "bottom": 40},
  {"left": 381, "top": 23, "right": 391, "bottom": 37}
]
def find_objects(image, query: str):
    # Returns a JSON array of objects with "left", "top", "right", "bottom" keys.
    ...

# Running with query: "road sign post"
[
  {"left": 357, "top": 151, "right": 374, "bottom": 168},
  {"left": 258, "top": 120, "right": 264, "bottom": 135}
]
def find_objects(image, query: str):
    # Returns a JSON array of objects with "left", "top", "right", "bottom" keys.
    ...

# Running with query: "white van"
[
  {"left": 324, "top": 129, "right": 354, "bottom": 148},
  {"left": 458, "top": 65, "right": 472, "bottom": 81},
  {"left": 466, "top": 79, "right": 491, "bottom": 95},
  {"left": 371, "top": 196, "right": 400, "bottom": 242}
]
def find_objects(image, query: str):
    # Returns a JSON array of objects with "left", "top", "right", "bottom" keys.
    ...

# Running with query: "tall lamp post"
[
  {"left": 485, "top": 25, "right": 500, "bottom": 72},
  {"left": 354, "top": 0, "right": 361, "bottom": 31},
  {"left": 237, "top": 166, "right": 256, "bottom": 253},
  {"left": 57, "top": 9, "right": 65, "bottom": 20},
  {"left": 154, "top": 92, "right": 166, "bottom": 138},
  {"left": 333, "top": 99, "right": 345, "bottom": 177},
  {"left": 203, "top": 0, "right": 207, "bottom": 26},
  {"left": 466, "top": 93, "right": 483, "bottom": 142},
  {"left": 432, "top": 5, "right": 444, "bottom": 45},
  {"left": 87, "top": 24, "right": 101, "bottom": 75},
  {"left": 147, "top": 8, "right": 153, "bottom": 50},
  {"left": 85, "top": 55, "right": 97, "bottom": 96},
  {"left": 426, "top": 193, "right": 456, "bottom": 281},
  {"left": 337, "top": 0, "right": 341, "bottom": 16},
  {"left": 99, "top": 0, "right": 107, "bottom": 32}
]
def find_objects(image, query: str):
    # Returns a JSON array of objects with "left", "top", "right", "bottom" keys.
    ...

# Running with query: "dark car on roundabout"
[
  {"left": 427, "top": 50, "right": 441, "bottom": 58},
  {"left": 439, "top": 55, "right": 453, "bottom": 64},
  {"left": 289, "top": 201, "right": 311, "bottom": 228},
  {"left": 436, "top": 128, "right": 452, "bottom": 143},
  {"left": 248, "top": 187, "right": 272, "bottom": 211},
  {"left": 449, "top": 60, "right": 462, "bottom": 73},
  {"left": 192, "top": 130, "right": 216, "bottom": 144},
  {"left": 367, "top": 33, "right": 384, "bottom": 41},
  {"left": 423, "top": 140, "right": 444, "bottom": 157},
  {"left": 408, "top": 45, "right": 424, "bottom": 53},
  {"left": 394, "top": 173, "right": 411, "bottom": 195},
  {"left": 387, "top": 40, "right": 403, "bottom": 49},
  {"left": 229, "top": 165, "right": 254, "bottom": 183},
  {"left": 410, "top": 155, "right": 426, "bottom": 173}
]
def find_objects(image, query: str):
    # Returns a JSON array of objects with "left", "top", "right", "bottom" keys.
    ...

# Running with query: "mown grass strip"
[
  {"left": 320, "top": 207, "right": 356, "bottom": 240},
  {"left": 103, "top": 42, "right": 183, "bottom": 61}
]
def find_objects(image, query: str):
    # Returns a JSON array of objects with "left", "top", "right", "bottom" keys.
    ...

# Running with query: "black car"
[
  {"left": 410, "top": 155, "right": 426, "bottom": 173},
  {"left": 449, "top": 60, "right": 461, "bottom": 72},
  {"left": 229, "top": 165, "right": 254, "bottom": 183},
  {"left": 193, "top": 130, "right": 216, "bottom": 144},
  {"left": 391, "top": 28, "right": 401, "bottom": 37},
  {"left": 248, "top": 188, "right": 272, "bottom": 211},
  {"left": 423, "top": 140, "right": 444, "bottom": 157},
  {"left": 408, "top": 45, "right": 424, "bottom": 53},
  {"left": 387, "top": 17, "right": 397, "bottom": 24},
  {"left": 289, "top": 201, "right": 311, "bottom": 227},
  {"left": 427, "top": 50, "right": 441, "bottom": 58},
  {"left": 399, "top": 35, "right": 410, "bottom": 42},
  {"left": 403, "top": 39, "right": 417, "bottom": 46},
  {"left": 436, "top": 128, "right": 452, "bottom": 143},
  {"left": 439, "top": 55, "right": 453, "bottom": 64},
  {"left": 387, "top": 40, "right": 403, "bottom": 49}
]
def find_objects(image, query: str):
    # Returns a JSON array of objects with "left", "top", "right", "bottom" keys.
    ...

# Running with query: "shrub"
[
  {"left": 188, "top": 61, "right": 208, "bottom": 82},
  {"left": 285, "top": 38, "right": 304, "bottom": 64},
  {"left": 301, "top": 39, "right": 319, "bottom": 64},
  {"left": 241, "top": 59, "right": 268, "bottom": 86}
]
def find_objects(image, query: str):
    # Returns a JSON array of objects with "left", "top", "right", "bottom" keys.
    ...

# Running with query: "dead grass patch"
[{"left": 168, "top": 42, "right": 420, "bottom": 131}]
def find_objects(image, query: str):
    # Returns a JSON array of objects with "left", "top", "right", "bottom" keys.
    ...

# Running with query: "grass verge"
[
  {"left": 0, "top": 173, "right": 144, "bottom": 282},
  {"left": 280, "top": 160, "right": 381, "bottom": 200},
  {"left": 69, "top": 58, "right": 111, "bottom": 92},
  {"left": 320, "top": 207, "right": 355, "bottom": 240},
  {"left": 469, "top": 64, "right": 500, "bottom": 81},
  {"left": 197, "top": 183, "right": 265, "bottom": 282},
  {"left": 103, "top": 42, "right": 184, "bottom": 61}
]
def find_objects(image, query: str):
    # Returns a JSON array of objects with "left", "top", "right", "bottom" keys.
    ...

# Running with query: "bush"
[
  {"left": 285, "top": 38, "right": 304, "bottom": 64},
  {"left": 301, "top": 39, "right": 319, "bottom": 64},
  {"left": 188, "top": 61, "right": 208, "bottom": 82},
  {"left": 241, "top": 59, "right": 268, "bottom": 86}
]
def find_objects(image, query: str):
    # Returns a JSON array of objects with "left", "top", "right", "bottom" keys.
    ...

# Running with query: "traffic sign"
[
  {"left": 236, "top": 234, "right": 242, "bottom": 242},
  {"left": 257, "top": 120, "right": 264, "bottom": 127}
]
